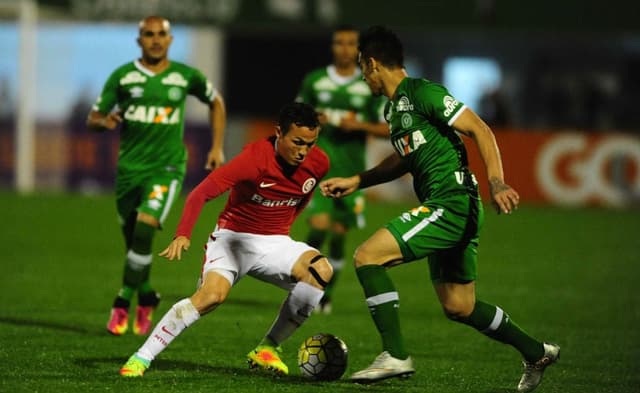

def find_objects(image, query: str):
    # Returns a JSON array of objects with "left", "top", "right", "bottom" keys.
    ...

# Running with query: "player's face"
[
  {"left": 359, "top": 54, "right": 383, "bottom": 96},
  {"left": 138, "top": 19, "right": 172, "bottom": 63},
  {"left": 276, "top": 124, "right": 319, "bottom": 166},
  {"left": 332, "top": 31, "right": 359, "bottom": 68}
]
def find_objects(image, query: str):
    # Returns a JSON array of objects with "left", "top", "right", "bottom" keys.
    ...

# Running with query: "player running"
[
  {"left": 321, "top": 26, "right": 559, "bottom": 392},
  {"left": 120, "top": 102, "right": 332, "bottom": 377},
  {"left": 87, "top": 16, "right": 226, "bottom": 337},
  {"left": 296, "top": 25, "right": 388, "bottom": 313}
]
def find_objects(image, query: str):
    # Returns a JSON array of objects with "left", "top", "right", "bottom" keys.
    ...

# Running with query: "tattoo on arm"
[{"left": 489, "top": 177, "right": 511, "bottom": 195}]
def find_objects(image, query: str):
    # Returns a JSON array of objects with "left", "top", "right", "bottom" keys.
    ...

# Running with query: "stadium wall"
[{"left": 0, "top": 121, "right": 638, "bottom": 207}]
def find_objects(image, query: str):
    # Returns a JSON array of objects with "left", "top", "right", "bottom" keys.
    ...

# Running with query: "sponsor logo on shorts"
[{"left": 399, "top": 205, "right": 430, "bottom": 222}]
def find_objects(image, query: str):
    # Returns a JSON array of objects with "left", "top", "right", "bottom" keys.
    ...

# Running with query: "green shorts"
[
  {"left": 306, "top": 188, "right": 366, "bottom": 229},
  {"left": 115, "top": 168, "right": 183, "bottom": 227},
  {"left": 385, "top": 193, "right": 484, "bottom": 284}
]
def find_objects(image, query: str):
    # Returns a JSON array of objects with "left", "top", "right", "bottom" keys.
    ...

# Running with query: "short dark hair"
[
  {"left": 333, "top": 24, "right": 358, "bottom": 35},
  {"left": 359, "top": 25, "right": 404, "bottom": 68},
  {"left": 278, "top": 102, "right": 319, "bottom": 135}
]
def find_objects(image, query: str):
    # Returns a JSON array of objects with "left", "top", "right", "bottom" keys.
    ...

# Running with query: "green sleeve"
[
  {"left": 295, "top": 74, "right": 314, "bottom": 105},
  {"left": 414, "top": 82, "right": 465, "bottom": 125},
  {"left": 93, "top": 70, "right": 120, "bottom": 114},
  {"left": 188, "top": 69, "right": 216, "bottom": 104}
]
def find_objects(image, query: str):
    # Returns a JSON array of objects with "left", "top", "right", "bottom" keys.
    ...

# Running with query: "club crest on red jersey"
[{"left": 302, "top": 178, "right": 316, "bottom": 194}]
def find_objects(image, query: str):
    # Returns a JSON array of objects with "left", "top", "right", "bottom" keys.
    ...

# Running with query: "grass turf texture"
[{"left": 0, "top": 191, "right": 638, "bottom": 393}]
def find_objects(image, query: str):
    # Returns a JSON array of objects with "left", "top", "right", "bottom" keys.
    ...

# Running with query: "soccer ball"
[{"left": 297, "top": 333, "right": 348, "bottom": 381}]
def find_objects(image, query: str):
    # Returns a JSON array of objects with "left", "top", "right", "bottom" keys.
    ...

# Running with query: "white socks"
[
  {"left": 136, "top": 298, "right": 200, "bottom": 362},
  {"left": 265, "top": 282, "right": 324, "bottom": 345}
]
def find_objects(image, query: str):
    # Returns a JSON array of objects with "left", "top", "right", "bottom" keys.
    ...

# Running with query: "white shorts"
[{"left": 201, "top": 228, "right": 317, "bottom": 289}]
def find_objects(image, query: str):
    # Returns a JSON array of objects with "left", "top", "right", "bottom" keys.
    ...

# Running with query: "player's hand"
[
  {"left": 317, "top": 112, "right": 329, "bottom": 125},
  {"left": 101, "top": 112, "right": 123, "bottom": 130},
  {"left": 159, "top": 236, "right": 191, "bottom": 261},
  {"left": 489, "top": 178, "right": 519, "bottom": 214},
  {"left": 205, "top": 148, "right": 225, "bottom": 170},
  {"left": 320, "top": 176, "right": 360, "bottom": 198},
  {"left": 338, "top": 112, "right": 359, "bottom": 132}
]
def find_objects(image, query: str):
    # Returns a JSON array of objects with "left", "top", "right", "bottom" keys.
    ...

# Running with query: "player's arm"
[
  {"left": 159, "top": 147, "right": 258, "bottom": 260},
  {"left": 87, "top": 70, "right": 121, "bottom": 131},
  {"left": 452, "top": 108, "right": 519, "bottom": 214},
  {"left": 321, "top": 152, "right": 408, "bottom": 198},
  {"left": 205, "top": 94, "right": 227, "bottom": 170},
  {"left": 86, "top": 110, "right": 122, "bottom": 131}
]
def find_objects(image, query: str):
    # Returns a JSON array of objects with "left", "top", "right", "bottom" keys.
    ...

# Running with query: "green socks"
[
  {"left": 119, "top": 221, "right": 156, "bottom": 301},
  {"left": 306, "top": 228, "right": 327, "bottom": 249},
  {"left": 460, "top": 300, "right": 544, "bottom": 362},
  {"left": 323, "top": 233, "right": 345, "bottom": 300},
  {"left": 356, "top": 265, "right": 408, "bottom": 359}
]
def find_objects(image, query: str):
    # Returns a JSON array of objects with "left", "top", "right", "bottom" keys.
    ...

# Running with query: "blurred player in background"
[
  {"left": 321, "top": 26, "right": 559, "bottom": 392},
  {"left": 119, "top": 102, "right": 332, "bottom": 377},
  {"left": 87, "top": 16, "right": 227, "bottom": 336},
  {"left": 295, "top": 25, "right": 389, "bottom": 313}
]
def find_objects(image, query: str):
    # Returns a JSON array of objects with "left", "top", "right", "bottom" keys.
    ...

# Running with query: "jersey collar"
[{"left": 327, "top": 65, "right": 361, "bottom": 86}]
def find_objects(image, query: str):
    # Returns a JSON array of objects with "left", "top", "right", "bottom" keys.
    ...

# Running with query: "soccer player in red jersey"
[{"left": 120, "top": 102, "right": 332, "bottom": 377}]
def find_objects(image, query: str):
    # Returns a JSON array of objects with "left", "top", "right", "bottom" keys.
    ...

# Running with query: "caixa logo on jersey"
[{"left": 536, "top": 134, "right": 640, "bottom": 206}]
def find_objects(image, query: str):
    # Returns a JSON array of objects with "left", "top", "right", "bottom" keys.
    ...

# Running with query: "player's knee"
[
  {"left": 331, "top": 222, "right": 347, "bottom": 234},
  {"left": 191, "top": 287, "right": 227, "bottom": 314},
  {"left": 353, "top": 244, "right": 376, "bottom": 268},
  {"left": 309, "top": 214, "right": 331, "bottom": 230},
  {"left": 304, "top": 255, "right": 333, "bottom": 290},
  {"left": 442, "top": 300, "right": 474, "bottom": 321}
]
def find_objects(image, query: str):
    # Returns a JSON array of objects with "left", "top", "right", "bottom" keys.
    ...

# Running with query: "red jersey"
[{"left": 176, "top": 136, "right": 329, "bottom": 237}]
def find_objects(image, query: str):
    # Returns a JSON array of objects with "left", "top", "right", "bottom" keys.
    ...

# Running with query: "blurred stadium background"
[{"left": 0, "top": 0, "right": 639, "bottom": 207}]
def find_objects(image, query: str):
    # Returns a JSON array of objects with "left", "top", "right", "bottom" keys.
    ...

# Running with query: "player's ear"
[{"left": 275, "top": 125, "right": 283, "bottom": 139}]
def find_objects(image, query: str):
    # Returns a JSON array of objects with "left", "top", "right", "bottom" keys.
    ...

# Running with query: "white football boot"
[
  {"left": 351, "top": 351, "right": 415, "bottom": 383},
  {"left": 517, "top": 342, "right": 560, "bottom": 392}
]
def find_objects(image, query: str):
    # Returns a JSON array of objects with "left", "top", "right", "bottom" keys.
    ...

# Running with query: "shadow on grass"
[
  {"left": 73, "top": 356, "right": 391, "bottom": 391},
  {"left": 0, "top": 316, "right": 103, "bottom": 335}
]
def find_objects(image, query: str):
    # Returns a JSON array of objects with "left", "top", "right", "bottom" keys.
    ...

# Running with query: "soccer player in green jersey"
[
  {"left": 87, "top": 16, "right": 227, "bottom": 337},
  {"left": 321, "top": 26, "right": 559, "bottom": 392},
  {"left": 296, "top": 25, "right": 389, "bottom": 313}
]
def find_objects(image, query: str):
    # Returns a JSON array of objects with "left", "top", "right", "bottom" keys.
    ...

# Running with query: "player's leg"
[
  {"left": 305, "top": 190, "right": 331, "bottom": 256},
  {"left": 430, "top": 199, "right": 559, "bottom": 392},
  {"left": 120, "top": 270, "right": 232, "bottom": 377},
  {"left": 318, "top": 222, "right": 345, "bottom": 313},
  {"left": 248, "top": 239, "right": 332, "bottom": 375},
  {"left": 321, "top": 193, "right": 365, "bottom": 313},
  {"left": 130, "top": 176, "right": 181, "bottom": 335},
  {"left": 107, "top": 186, "right": 142, "bottom": 335},
  {"left": 350, "top": 227, "right": 415, "bottom": 383},
  {"left": 433, "top": 279, "right": 559, "bottom": 392}
]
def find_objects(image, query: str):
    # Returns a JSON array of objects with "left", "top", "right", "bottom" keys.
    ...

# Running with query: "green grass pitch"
[{"left": 0, "top": 191, "right": 638, "bottom": 392}]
